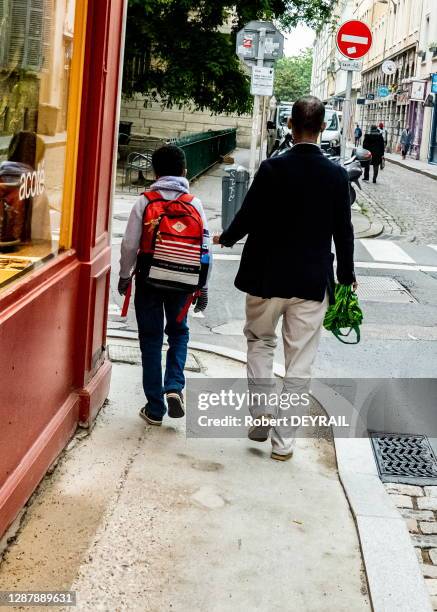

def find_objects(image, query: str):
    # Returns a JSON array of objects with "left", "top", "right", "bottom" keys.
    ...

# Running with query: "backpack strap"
[
  {"left": 177, "top": 193, "right": 195, "bottom": 204},
  {"left": 143, "top": 190, "right": 165, "bottom": 203}
]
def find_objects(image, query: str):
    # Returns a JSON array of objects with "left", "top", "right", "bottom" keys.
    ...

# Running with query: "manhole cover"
[
  {"left": 356, "top": 276, "right": 417, "bottom": 303},
  {"left": 108, "top": 344, "right": 201, "bottom": 372},
  {"left": 371, "top": 433, "right": 437, "bottom": 485}
]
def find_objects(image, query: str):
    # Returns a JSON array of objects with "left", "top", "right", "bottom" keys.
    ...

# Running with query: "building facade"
[
  {"left": 0, "top": 0, "right": 126, "bottom": 539},
  {"left": 311, "top": 0, "right": 437, "bottom": 163}
]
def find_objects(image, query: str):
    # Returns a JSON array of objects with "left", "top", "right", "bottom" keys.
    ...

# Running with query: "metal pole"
[
  {"left": 249, "top": 28, "right": 266, "bottom": 182},
  {"left": 340, "top": 69, "right": 353, "bottom": 161},
  {"left": 258, "top": 96, "right": 267, "bottom": 166}
]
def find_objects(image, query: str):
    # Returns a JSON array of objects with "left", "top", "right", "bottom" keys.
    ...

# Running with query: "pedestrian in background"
[
  {"left": 378, "top": 122, "right": 388, "bottom": 146},
  {"left": 354, "top": 124, "right": 362, "bottom": 146},
  {"left": 363, "top": 125, "right": 385, "bottom": 183},
  {"left": 400, "top": 127, "right": 413, "bottom": 160},
  {"left": 213, "top": 96, "right": 356, "bottom": 462}
]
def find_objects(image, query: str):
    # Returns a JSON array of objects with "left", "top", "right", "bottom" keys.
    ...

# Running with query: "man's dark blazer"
[{"left": 219, "top": 144, "right": 355, "bottom": 302}]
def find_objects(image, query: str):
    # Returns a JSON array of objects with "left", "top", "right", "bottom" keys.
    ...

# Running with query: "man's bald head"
[{"left": 291, "top": 96, "right": 326, "bottom": 137}]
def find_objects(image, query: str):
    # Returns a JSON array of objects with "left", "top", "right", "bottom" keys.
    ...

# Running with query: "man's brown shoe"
[
  {"left": 248, "top": 415, "right": 274, "bottom": 442},
  {"left": 271, "top": 450, "right": 294, "bottom": 462}
]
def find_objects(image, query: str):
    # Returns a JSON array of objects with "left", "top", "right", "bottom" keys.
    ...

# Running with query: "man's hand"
[
  {"left": 193, "top": 288, "right": 208, "bottom": 312},
  {"left": 352, "top": 281, "right": 358, "bottom": 292},
  {"left": 118, "top": 277, "right": 131, "bottom": 296},
  {"left": 212, "top": 233, "right": 221, "bottom": 245}
]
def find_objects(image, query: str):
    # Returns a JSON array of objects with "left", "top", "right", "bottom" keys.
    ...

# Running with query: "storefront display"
[
  {"left": 0, "top": 0, "right": 126, "bottom": 541},
  {"left": 0, "top": 0, "right": 76, "bottom": 287}
]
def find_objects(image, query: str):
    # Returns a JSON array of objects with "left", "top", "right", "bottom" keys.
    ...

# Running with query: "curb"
[
  {"left": 385, "top": 156, "right": 437, "bottom": 182},
  {"left": 107, "top": 332, "right": 434, "bottom": 612}
]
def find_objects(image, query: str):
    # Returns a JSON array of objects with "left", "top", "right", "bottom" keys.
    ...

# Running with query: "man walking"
[
  {"left": 214, "top": 96, "right": 355, "bottom": 461},
  {"left": 400, "top": 127, "right": 413, "bottom": 160},
  {"left": 363, "top": 125, "right": 385, "bottom": 183},
  {"left": 354, "top": 124, "right": 362, "bottom": 146}
]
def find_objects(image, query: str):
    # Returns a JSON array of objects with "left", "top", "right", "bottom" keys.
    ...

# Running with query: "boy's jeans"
[{"left": 135, "top": 282, "right": 189, "bottom": 418}]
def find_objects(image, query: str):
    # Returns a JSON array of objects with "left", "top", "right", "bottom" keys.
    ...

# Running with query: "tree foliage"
[
  {"left": 123, "top": 0, "right": 334, "bottom": 114},
  {"left": 273, "top": 48, "right": 313, "bottom": 103}
]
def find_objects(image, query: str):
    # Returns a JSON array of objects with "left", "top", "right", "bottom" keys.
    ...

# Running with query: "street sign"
[
  {"left": 339, "top": 59, "right": 363, "bottom": 71},
  {"left": 366, "top": 93, "right": 375, "bottom": 100},
  {"left": 336, "top": 20, "right": 372, "bottom": 59},
  {"left": 431, "top": 73, "right": 437, "bottom": 94},
  {"left": 377, "top": 86, "right": 390, "bottom": 97},
  {"left": 382, "top": 60, "right": 396, "bottom": 76},
  {"left": 250, "top": 66, "right": 274, "bottom": 96},
  {"left": 357, "top": 97, "right": 366, "bottom": 105},
  {"left": 236, "top": 21, "right": 284, "bottom": 67}
]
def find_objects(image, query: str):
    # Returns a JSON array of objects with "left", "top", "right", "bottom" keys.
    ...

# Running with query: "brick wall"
[{"left": 120, "top": 95, "right": 252, "bottom": 147}]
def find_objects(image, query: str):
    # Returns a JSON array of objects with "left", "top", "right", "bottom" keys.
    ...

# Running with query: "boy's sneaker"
[
  {"left": 139, "top": 404, "right": 163, "bottom": 426},
  {"left": 166, "top": 390, "right": 185, "bottom": 418}
]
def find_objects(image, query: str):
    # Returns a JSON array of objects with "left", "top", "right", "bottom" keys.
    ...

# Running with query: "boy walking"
[{"left": 118, "top": 145, "right": 210, "bottom": 425}]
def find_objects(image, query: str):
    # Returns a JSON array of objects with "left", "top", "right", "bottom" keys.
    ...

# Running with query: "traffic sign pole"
[
  {"left": 340, "top": 69, "right": 353, "bottom": 162},
  {"left": 249, "top": 28, "right": 266, "bottom": 182},
  {"left": 336, "top": 20, "right": 372, "bottom": 162}
]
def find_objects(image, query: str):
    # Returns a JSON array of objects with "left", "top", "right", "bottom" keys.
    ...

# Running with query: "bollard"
[{"left": 221, "top": 166, "right": 249, "bottom": 230}]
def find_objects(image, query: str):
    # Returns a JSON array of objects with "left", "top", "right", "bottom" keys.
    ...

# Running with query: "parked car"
[{"left": 266, "top": 102, "right": 293, "bottom": 157}]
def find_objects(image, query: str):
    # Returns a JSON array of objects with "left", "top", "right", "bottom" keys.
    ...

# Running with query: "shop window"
[{"left": 0, "top": 0, "right": 77, "bottom": 290}]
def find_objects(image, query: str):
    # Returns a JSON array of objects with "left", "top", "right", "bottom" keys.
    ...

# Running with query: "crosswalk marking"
[
  {"left": 360, "top": 239, "right": 415, "bottom": 264},
  {"left": 213, "top": 239, "right": 437, "bottom": 271}
]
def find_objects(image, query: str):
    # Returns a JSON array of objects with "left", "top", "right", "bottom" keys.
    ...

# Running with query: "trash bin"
[{"left": 221, "top": 166, "right": 249, "bottom": 230}]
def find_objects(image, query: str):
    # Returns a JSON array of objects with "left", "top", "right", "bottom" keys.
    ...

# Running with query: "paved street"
[
  {"left": 360, "top": 160, "right": 437, "bottom": 244},
  {"left": 109, "top": 152, "right": 437, "bottom": 381}
]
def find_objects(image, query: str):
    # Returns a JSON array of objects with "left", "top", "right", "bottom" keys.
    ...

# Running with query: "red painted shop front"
[{"left": 0, "top": 0, "right": 126, "bottom": 538}]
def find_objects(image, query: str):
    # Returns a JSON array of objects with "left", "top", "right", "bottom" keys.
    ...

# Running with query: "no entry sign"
[{"left": 336, "top": 20, "right": 372, "bottom": 59}]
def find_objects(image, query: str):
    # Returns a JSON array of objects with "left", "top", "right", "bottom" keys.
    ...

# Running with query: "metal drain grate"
[
  {"left": 356, "top": 276, "right": 417, "bottom": 303},
  {"left": 371, "top": 433, "right": 437, "bottom": 485},
  {"left": 108, "top": 344, "right": 201, "bottom": 372}
]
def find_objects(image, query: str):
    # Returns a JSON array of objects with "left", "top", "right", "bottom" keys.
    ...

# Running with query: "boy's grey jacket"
[{"left": 119, "top": 176, "right": 211, "bottom": 281}]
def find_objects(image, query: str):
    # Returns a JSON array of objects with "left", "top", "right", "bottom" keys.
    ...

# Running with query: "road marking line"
[
  {"left": 360, "top": 239, "right": 415, "bottom": 263},
  {"left": 355, "top": 261, "right": 437, "bottom": 272},
  {"left": 213, "top": 250, "right": 437, "bottom": 272},
  {"left": 341, "top": 34, "right": 369, "bottom": 45},
  {"left": 428, "top": 245, "right": 437, "bottom": 253},
  {"left": 213, "top": 253, "right": 241, "bottom": 260}
]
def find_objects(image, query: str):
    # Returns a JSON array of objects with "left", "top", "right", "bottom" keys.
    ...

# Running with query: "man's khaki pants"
[{"left": 244, "top": 293, "right": 328, "bottom": 456}]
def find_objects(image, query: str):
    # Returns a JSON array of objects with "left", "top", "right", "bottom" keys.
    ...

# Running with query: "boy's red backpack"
[{"left": 138, "top": 190, "right": 208, "bottom": 292}]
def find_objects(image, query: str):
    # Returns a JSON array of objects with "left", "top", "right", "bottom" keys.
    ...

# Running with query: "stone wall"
[{"left": 120, "top": 95, "right": 252, "bottom": 148}]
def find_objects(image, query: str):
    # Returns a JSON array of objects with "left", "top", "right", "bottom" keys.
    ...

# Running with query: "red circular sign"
[{"left": 336, "top": 20, "right": 372, "bottom": 59}]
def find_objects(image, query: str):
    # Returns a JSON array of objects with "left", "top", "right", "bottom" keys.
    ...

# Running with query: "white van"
[{"left": 321, "top": 108, "right": 342, "bottom": 155}]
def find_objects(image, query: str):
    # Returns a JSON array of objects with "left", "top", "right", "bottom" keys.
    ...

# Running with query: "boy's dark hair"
[
  {"left": 291, "top": 96, "right": 326, "bottom": 135},
  {"left": 152, "top": 145, "right": 186, "bottom": 177}
]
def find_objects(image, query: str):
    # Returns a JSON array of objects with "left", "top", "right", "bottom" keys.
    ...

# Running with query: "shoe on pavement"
[
  {"left": 248, "top": 415, "right": 274, "bottom": 442},
  {"left": 166, "top": 390, "right": 185, "bottom": 418},
  {"left": 271, "top": 450, "right": 294, "bottom": 462},
  {"left": 139, "top": 404, "right": 163, "bottom": 426}
]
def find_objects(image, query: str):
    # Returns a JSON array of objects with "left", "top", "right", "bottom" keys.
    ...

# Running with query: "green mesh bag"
[{"left": 323, "top": 284, "right": 363, "bottom": 344}]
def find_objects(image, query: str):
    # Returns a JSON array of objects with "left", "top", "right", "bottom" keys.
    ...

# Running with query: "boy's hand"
[
  {"left": 118, "top": 277, "right": 131, "bottom": 296},
  {"left": 212, "top": 233, "right": 222, "bottom": 245},
  {"left": 193, "top": 288, "right": 208, "bottom": 312}
]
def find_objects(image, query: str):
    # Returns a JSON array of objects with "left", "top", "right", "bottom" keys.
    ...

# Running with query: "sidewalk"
[
  {"left": 0, "top": 351, "right": 370, "bottom": 612},
  {"left": 384, "top": 152, "right": 437, "bottom": 181}
]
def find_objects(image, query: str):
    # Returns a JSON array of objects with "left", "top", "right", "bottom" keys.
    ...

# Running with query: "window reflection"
[{"left": 0, "top": 0, "right": 76, "bottom": 288}]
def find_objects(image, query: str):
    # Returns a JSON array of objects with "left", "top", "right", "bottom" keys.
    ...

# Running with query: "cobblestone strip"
[
  {"left": 357, "top": 188, "right": 405, "bottom": 238},
  {"left": 385, "top": 483, "right": 437, "bottom": 610}
]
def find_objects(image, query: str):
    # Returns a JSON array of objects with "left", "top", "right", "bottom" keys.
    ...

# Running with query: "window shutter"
[
  {"left": 41, "top": 0, "right": 52, "bottom": 72},
  {"left": 8, "top": 0, "right": 45, "bottom": 72}
]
